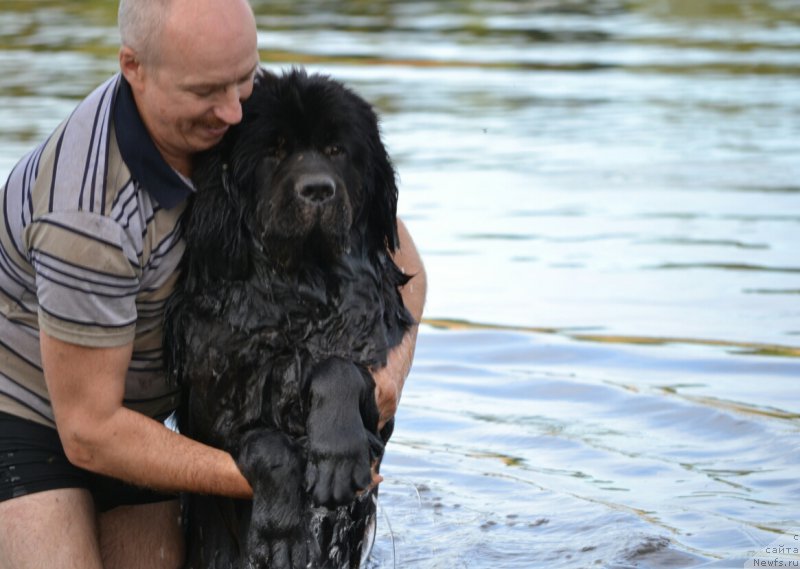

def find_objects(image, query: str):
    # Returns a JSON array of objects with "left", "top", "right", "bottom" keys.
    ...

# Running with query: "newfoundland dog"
[{"left": 164, "top": 68, "right": 414, "bottom": 568}]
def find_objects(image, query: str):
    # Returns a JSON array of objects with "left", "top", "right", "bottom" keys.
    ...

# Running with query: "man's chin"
[{"left": 195, "top": 126, "right": 229, "bottom": 148}]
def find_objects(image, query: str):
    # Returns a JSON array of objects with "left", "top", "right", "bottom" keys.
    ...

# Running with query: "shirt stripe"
[{"left": 0, "top": 73, "right": 193, "bottom": 427}]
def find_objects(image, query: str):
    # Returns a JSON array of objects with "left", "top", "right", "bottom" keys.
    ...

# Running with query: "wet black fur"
[{"left": 164, "top": 69, "right": 414, "bottom": 569}]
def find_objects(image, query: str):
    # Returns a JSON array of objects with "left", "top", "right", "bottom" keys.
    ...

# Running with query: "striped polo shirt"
[{"left": 0, "top": 73, "right": 192, "bottom": 428}]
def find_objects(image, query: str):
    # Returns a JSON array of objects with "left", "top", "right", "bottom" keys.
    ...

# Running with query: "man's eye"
[{"left": 190, "top": 87, "right": 216, "bottom": 98}]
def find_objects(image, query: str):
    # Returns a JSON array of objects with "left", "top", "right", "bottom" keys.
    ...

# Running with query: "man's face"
[
  {"left": 142, "top": 55, "right": 259, "bottom": 155},
  {"left": 122, "top": 0, "right": 259, "bottom": 173}
]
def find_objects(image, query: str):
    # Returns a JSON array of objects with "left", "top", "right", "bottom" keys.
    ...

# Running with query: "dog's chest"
[{"left": 211, "top": 261, "right": 390, "bottom": 366}]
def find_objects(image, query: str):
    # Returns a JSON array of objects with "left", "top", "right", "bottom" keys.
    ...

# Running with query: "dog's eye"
[
  {"left": 325, "top": 144, "right": 344, "bottom": 157},
  {"left": 266, "top": 137, "right": 287, "bottom": 160}
]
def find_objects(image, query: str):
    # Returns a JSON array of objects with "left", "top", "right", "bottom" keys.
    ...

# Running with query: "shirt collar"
[{"left": 113, "top": 75, "right": 194, "bottom": 210}]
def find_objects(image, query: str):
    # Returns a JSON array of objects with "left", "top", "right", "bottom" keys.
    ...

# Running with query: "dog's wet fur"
[{"left": 164, "top": 68, "right": 414, "bottom": 568}]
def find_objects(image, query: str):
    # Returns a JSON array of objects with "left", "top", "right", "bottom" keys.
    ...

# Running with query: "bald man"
[{"left": 0, "top": 1, "right": 426, "bottom": 567}]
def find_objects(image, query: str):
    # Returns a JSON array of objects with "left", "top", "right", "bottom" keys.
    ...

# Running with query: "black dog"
[{"left": 164, "top": 68, "right": 414, "bottom": 568}]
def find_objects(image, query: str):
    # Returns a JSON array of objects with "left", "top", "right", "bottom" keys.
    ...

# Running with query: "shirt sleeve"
[{"left": 23, "top": 210, "right": 141, "bottom": 347}]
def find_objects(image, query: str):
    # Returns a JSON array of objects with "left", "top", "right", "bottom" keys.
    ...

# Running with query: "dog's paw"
[
  {"left": 238, "top": 430, "right": 309, "bottom": 568},
  {"left": 243, "top": 532, "right": 307, "bottom": 569},
  {"left": 236, "top": 430, "right": 299, "bottom": 484},
  {"left": 305, "top": 358, "right": 376, "bottom": 507},
  {"left": 305, "top": 433, "right": 372, "bottom": 508}
]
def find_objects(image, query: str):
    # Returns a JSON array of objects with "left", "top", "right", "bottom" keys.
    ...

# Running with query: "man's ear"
[{"left": 119, "top": 46, "right": 144, "bottom": 90}]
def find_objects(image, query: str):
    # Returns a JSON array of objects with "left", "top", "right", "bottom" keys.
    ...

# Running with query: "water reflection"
[
  {"left": 1, "top": 1, "right": 800, "bottom": 567},
  {"left": 382, "top": 326, "right": 799, "bottom": 567}
]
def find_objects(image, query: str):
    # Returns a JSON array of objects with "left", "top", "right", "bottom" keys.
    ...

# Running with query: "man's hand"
[{"left": 373, "top": 324, "right": 419, "bottom": 430}]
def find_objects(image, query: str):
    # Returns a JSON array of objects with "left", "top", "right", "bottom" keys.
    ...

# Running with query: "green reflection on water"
[
  {"left": 632, "top": 0, "right": 800, "bottom": 24},
  {"left": 3, "top": 1, "right": 799, "bottom": 47},
  {"left": 424, "top": 318, "right": 800, "bottom": 358}
]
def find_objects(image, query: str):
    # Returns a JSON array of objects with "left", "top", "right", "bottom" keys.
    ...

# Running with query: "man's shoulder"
[
  {"left": 29, "top": 74, "right": 128, "bottom": 218},
  {"left": 55, "top": 74, "right": 121, "bottom": 142}
]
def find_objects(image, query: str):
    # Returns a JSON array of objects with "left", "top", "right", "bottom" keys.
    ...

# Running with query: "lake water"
[{"left": 1, "top": 1, "right": 799, "bottom": 567}]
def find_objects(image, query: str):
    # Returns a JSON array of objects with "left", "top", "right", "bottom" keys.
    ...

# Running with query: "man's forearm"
[
  {"left": 63, "top": 405, "right": 253, "bottom": 499},
  {"left": 41, "top": 331, "right": 253, "bottom": 499},
  {"left": 374, "top": 219, "right": 426, "bottom": 428},
  {"left": 394, "top": 218, "right": 426, "bottom": 325}
]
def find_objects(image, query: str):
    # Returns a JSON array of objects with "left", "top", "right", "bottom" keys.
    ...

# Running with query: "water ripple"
[{"left": 379, "top": 327, "right": 800, "bottom": 566}]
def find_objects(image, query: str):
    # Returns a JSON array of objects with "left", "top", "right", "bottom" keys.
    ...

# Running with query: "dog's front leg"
[
  {"left": 305, "top": 357, "right": 373, "bottom": 508},
  {"left": 236, "top": 429, "right": 307, "bottom": 569}
]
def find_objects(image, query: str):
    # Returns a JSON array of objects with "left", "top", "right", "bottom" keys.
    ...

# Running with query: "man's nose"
[{"left": 215, "top": 86, "right": 244, "bottom": 125}]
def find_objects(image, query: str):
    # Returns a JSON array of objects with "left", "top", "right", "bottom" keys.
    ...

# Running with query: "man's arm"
[
  {"left": 40, "top": 330, "right": 253, "bottom": 498},
  {"left": 374, "top": 218, "right": 427, "bottom": 429}
]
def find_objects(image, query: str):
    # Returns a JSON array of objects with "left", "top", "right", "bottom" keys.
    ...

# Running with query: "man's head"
[{"left": 118, "top": 0, "right": 259, "bottom": 175}]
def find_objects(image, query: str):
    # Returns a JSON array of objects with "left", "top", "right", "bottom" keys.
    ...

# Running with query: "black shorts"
[{"left": 0, "top": 411, "right": 176, "bottom": 512}]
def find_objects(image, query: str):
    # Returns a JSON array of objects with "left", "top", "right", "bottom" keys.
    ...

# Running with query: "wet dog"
[{"left": 164, "top": 68, "right": 413, "bottom": 568}]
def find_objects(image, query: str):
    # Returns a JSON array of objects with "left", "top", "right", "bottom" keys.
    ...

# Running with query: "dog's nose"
[{"left": 296, "top": 174, "right": 336, "bottom": 204}]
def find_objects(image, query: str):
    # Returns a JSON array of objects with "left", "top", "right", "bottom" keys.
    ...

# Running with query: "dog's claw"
[{"left": 243, "top": 537, "right": 306, "bottom": 569}]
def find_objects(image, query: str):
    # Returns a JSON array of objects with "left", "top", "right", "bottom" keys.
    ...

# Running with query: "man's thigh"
[
  {"left": 0, "top": 487, "right": 104, "bottom": 569},
  {"left": 0, "top": 412, "right": 182, "bottom": 568},
  {"left": 98, "top": 499, "right": 184, "bottom": 569}
]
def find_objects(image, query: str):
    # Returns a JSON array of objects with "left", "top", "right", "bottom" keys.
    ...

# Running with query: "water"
[{"left": 2, "top": 1, "right": 799, "bottom": 567}]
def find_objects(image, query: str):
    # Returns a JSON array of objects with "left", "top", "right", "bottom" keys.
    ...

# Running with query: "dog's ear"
[
  {"left": 184, "top": 149, "right": 252, "bottom": 283},
  {"left": 364, "top": 117, "right": 401, "bottom": 255}
]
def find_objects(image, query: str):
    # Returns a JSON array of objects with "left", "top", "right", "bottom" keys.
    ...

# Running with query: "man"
[{"left": 0, "top": 0, "right": 426, "bottom": 567}]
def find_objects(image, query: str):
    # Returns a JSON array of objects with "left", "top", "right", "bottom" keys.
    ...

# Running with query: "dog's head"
[{"left": 189, "top": 68, "right": 400, "bottom": 276}]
